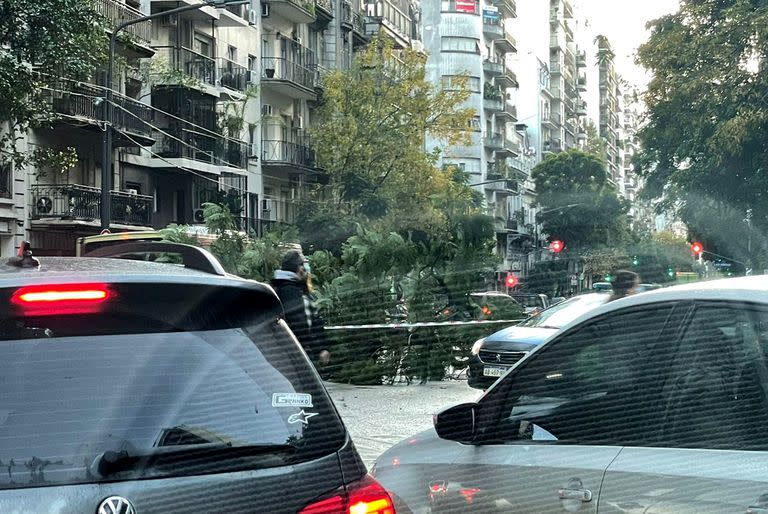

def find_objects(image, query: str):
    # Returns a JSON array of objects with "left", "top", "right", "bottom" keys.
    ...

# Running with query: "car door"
[
  {"left": 600, "top": 302, "right": 768, "bottom": 514},
  {"left": 427, "top": 302, "right": 684, "bottom": 513}
]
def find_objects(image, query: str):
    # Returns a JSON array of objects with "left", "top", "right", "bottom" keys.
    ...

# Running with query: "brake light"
[
  {"left": 11, "top": 284, "right": 111, "bottom": 315},
  {"left": 299, "top": 475, "right": 395, "bottom": 514}
]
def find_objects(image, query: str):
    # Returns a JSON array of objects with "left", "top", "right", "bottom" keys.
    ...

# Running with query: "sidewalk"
[{"left": 325, "top": 380, "right": 480, "bottom": 467}]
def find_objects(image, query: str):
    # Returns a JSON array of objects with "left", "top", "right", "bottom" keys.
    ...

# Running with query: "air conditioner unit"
[
  {"left": 262, "top": 3, "right": 270, "bottom": 17},
  {"left": 193, "top": 208, "right": 205, "bottom": 224},
  {"left": 261, "top": 104, "right": 273, "bottom": 116},
  {"left": 248, "top": 7, "right": 258, "bottom": 25}
]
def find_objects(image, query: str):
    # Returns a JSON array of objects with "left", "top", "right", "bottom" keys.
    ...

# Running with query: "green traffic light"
[
  {"left": 632, "top": 256, "right": 639, "bottom": 266},
  {"left": 604, "top": 274, "right": 612, "bottom": 282}
]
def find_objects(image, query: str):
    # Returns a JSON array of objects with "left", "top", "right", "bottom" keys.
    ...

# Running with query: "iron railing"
[
  {"left": 94, "top": 0, "right": 151, "bottom": 44},
  {"left": 315, "top": 0, "right": 332, "bottom": 14},
  {"left": 483, "top": 60, "right": 503, "bottom": 75},
  {"left": 154, "top": 46, "right": 216, "bottom": 86},
  {"left": 261, "top": 57, "right": 317, "bottom": 90},
  {"left": 154, "top": 128, "right": 249, "bottom": 169},
  {"left": 262, "top": 140, "right": 316, "bottom": 168},
  {"left": 48, "top": 80, "right": 153, "bottom": 138},
  {"left": 218, "top": 58, "right": 249, "bottom": 91},
  {"left": 29, "top": 183, "right": 152, "bottom": 226}
]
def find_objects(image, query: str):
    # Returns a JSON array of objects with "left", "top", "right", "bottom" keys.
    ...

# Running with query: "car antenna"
[{"left": 9, "top": 241, "right": 40, "bottom": 269}]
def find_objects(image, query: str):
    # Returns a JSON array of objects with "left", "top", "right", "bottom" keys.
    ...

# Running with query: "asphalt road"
[{"left": 326, "top": 380, "right": 481, "bottom": 467}]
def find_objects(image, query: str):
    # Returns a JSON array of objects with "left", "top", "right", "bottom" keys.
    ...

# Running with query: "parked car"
[
  {"left": 510, "top": 293, "right": 550, "bottom": 315},
  {"left": 0, "top": 243, "right": 393, "bottom": 513},
  {"left": 373, "top": 276, "right": 768, "bottom": 513},
  {"left": 468, "top": 291, "right": 524, "bottom": 320},
  {"left": 467, "top": 292, "right": 610, "bottom": 389}
]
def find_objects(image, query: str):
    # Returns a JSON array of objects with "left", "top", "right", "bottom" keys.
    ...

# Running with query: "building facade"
[{"left": 596, "top": 35, "right": 623, "bottom": 192}]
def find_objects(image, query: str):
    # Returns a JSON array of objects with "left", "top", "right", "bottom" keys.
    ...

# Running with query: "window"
[
  {"left": 441, "top": 36, "right": 480, "bottom": 54},
  {"left": 0, "top": 162, "right": 11, "bottom": 199},
  {"left": 479, "top": 304, "right": 678, "bottom": 445},
  {"left": 441, "top": 75, "right": 481, "bottom": 92},
  {"left": 469, "top": 115, "right": 481, "bottom": 132},
  {"left": 657, "top": 303, "right": 768, "bottom": 450}
]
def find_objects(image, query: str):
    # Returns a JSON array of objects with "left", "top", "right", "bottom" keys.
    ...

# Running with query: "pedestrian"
[
  {"left": 608, "top": 269, "right": 640, "bottom": 302},
  {"left": 271, "top": 250, "right": 331, "bottom": 366}
]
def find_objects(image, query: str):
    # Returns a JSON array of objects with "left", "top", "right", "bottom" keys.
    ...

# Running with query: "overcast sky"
[{"left": 576, "top": 0, "right": 680, "bottom": 88}]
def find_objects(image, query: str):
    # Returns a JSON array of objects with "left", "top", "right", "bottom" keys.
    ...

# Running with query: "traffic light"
[
  {"left": 667, "top": 266, "right": 675, "bottom": 279},
  {"left": 691, "top": 241, "right": 704, "bottom": 257},
  {"left": 549, "top": 240, "right": 564, "bottom": 254},
  {"left": 505, "top": 273, "right": 518, "bottom": 289},
  {"left": 604, "top": 273, "right": 613, "bottom": 282},
  {"left": 632, "top": 255, "right": 639, "bottom": 266}
]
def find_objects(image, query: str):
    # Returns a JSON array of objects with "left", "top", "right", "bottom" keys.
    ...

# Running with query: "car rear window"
[
  {"left": 0, "top": 282, "right": 346, "bottom": 489},
  {"left": 519, "top": 294, "right": 609, "bottom": 329}
]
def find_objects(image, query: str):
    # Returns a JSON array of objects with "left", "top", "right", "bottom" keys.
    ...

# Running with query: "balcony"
[
  {"left": 95, "top": 0, "right": 153, "bottom": 55},
  {"left": 577, "top": 74, "right": 587, "bottom": 91},
  {"left": 541, "top": 111, "right": 560, "bottom": 129},
  {"left": 218, "top": 59, "right": 249, "bottom": 92},
  {"left": 542, "top": 138, "right": 562, "bottom": 154},
  {"left": 484, "top": 132, "right": 504, "bottom": 150},
  {"left": 496, "top": 136, "right": 521, "bottom": 157},
  {"left": 490, "top": 0, "right": 516, "bottom": 17},
  {"left": 47, "top": 80, "right": 154, "bottom": 146},
  {"left": 154, "top": 46, "right": 216, "bottom": 89},
  {"left": 496, "top": 68, "right": 518, "bottom": 88},
  {"left": 496, "top": 101, "right": 517, "bottom": 121},
  {"left": 153, "top": 128, "right": 249, "bottom": 171},
  {"left": 29, "top": 184, "right": 153, "bottom": 228},
  {"left": 261, "top": 57, "right": 318, "bottom": 99},
  {"left": 495, "top": 29, "right": 517, "bottom": 54},
  {"left": 262, "top": 139, "right": 316, "bottom": 170},
  {"left": 483, "top": 96, "right": 503, "bottom": 112},
  {"left": 364, "top": 0, "right": 412, "bottom": 49},
  {"left": 269, "top": 0, "right": 316, "bottom": 24},
  {"left": 483, "top": 59, "right": 503, "bottom": 76},
  {"left": 576, "top": 50, "right": 587, "bottom": 68},
  {"left": 483, "top": 18, "right": 504, "bottom": 39},
  {"left": 315, "top": 0, "right": 333, "bottom": 19},
  {"left": 576, "top": 100, "right": 587, "bottom": 116}
]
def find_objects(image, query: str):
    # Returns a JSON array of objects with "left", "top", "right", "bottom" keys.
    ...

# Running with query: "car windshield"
[
  {"left": 519, "top": 294, "right": 609, "bottom": 329},
  {"left": 513, "top": 295, "right": 544, "bottom": 309}
]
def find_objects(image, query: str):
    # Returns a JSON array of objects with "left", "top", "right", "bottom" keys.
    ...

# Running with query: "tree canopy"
[
  {"left": 531, "top": 149, "right": 629, "bottom": 249},
  {"left": 636, "top": 0, "right": 768, "bottom": 268},
  {"left": 0, "top": 0, "right": 106, "bottom": 167}
]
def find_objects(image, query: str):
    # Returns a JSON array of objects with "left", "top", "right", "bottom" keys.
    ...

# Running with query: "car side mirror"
[{"left": 434, "top": 403, "right": 476, "bottom": 443}]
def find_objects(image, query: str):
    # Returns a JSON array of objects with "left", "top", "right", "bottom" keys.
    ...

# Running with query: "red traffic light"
[
  {"left": 691, "top": 242, "right": 704, "bottom": 256},
  {"left": 549, "top": 240, "right": 564, "bottom": 254},
  {"left": 505, "top": 273, "right": 518, "bottom": 288}
]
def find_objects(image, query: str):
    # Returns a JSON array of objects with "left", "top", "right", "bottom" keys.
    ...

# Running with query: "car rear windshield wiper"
[{"left": 90, "top": 442, "right": 297, "bottom": 478}]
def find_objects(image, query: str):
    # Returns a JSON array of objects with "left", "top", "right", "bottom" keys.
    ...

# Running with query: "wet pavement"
[{"left": 326, "top": 380, "right": 481, "bottom": 467}]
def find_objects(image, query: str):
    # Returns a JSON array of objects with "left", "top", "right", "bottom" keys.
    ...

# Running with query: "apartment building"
[
  {"left": 621, "top": 87, "right": 653, "bottom": 232},
  {"left": 421, "top": 0, "right": 524, "bottom": 271},
  {"left": 596, "top": 35, "right": 623, "bottom": 191}
]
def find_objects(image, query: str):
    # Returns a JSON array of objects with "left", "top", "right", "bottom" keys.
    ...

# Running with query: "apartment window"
[
  {"left": 441, "top": 0, "right": 479, "bottom": 14},
  {"left": 441, "top": 36, "right": 481, "bottom": 54},
  {"left": 227, "top": 46, "right": 237, "bottom": 62},
  {"left": 441, "top": 75, "right": 481, "bottom": 92},
  {"left": 0, "top": 162, "right": 10, "bottom": 199},
  {"left": 444, "top": 159, "right": 481, "bottom": 174},
  {"left": 194, "top": 34, "right": 213, "bottom": 57},
  {"left": 469, "top": 115, "right": 481, "bottom": 132}
]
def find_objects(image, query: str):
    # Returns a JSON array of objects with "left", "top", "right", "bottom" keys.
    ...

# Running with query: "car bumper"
[{"left": 467, "top": 354, "right": 504, "bottom": 390}]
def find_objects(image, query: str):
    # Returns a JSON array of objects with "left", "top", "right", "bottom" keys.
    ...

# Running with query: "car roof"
[
  {"left": 0, "top": 256, "right": 273, "bottom": 293},
  {"left": 559, "top": 275, "right": 768, "bottom": 334}
]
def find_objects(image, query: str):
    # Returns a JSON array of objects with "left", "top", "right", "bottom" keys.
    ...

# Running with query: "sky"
[{"left": 576, "top": 0, "right": 680, "bottom": 89}]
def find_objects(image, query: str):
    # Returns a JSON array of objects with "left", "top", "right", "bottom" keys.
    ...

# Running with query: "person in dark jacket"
[
  {"left": 271, "top": 251, "right": 331, "bottom": 364},
  {"left": 608, "top": 270, "right": 640, "bottom": 302}
]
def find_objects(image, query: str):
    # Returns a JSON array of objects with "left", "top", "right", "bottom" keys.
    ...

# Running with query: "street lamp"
[{"left": 100, "top": 0, "right": 248, "bottom": 230}]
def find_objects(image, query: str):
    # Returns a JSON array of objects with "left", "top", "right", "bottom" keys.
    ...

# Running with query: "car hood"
[{"left": 481, "top": 326, "right": 557, "bottom": 350}]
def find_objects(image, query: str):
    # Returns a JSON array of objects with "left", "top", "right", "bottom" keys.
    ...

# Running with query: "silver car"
[{"left": 373, "top": 276, "right": 768, "bottom": 513}]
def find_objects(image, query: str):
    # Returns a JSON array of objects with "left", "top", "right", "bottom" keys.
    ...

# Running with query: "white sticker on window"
[
  {"left": 288, "top": 410, "right": 319, "bottom": 425},
  {"left": 272, "top": 393, "right": 313, "bottom": 408}
]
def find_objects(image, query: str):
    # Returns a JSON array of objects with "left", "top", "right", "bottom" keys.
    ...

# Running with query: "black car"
[
  {"left": 467, "top": 293, "right": 610, "bottom": 389},
  {"left": 0, "top": 243, "right": 393, "bottom": 513}
]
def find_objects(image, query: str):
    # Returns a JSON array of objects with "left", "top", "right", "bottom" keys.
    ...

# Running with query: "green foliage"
[
  {"left": 532, "top": 149, "right": 630, "bottom": 249},
  {"left": 0, "top": 0, "right": 106, "bottom": 166},
  {"left": 637, "top": 0, "right": 768, "bottom": 268}
]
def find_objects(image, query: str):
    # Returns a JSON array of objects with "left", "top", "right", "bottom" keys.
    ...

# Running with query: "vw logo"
[{"left": 97, "top": 496, "right": 136, "bottom": 514}]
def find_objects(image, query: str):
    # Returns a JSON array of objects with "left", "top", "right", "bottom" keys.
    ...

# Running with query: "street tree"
[
  {"left": 532, "top": 149, "right": 629, "bottom": 249},
  {"left": 636, "top": 0, "right": 768, "bottom": 268},
  {"left": 0, "top": 0, "right": 106, "bottom": 168}
]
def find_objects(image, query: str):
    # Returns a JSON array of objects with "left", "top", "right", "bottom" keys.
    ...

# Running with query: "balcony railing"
[
  {"left": 29, "top": 183, "right": 152, "bottom": 226},
  {"left": 154, "top": 46, "right": 216, "bottom": 86},
  {"left": 484, "top": 96, "right": 503, "bottom": 111},
  {"left": 543, "top": 138, "right": 562, "bottom": 153},
  {"left": 48, "top": 80, "right": 153, "bottom": 139},
  {"left": 353, "top": 11, "right": 366, "bottom": 34},
  {"left": 315, "top": 0, "right": 332, "bottom": 14},
  {"left": 262, "top": 140, "right": 316, "bottom": 168},
  {"left": 483, "top": 59, "right": 503, "bottom": 75},
  {"left": 485, "top": 132, "right": 504, "bottom": 149},
  {"left": 94, "top": 0, "right": 151, "bottom": 45},
  {"left": 490, "top": 0, "right": 516, "bottom": 17},
  {"left": 218, "top": 59, "right": 249, "bottom": 91},
  {"left": 154, "top": 128, "right": 248, "bottom": 169},
  {"left": 261, "top": 57, "right": 317, "bottom": 91},
  {"left": 483, "top": 18, "right": 504, "bottom": 39}
]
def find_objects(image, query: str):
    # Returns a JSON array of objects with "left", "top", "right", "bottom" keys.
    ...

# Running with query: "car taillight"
[
  {"left": 299, "top": 475, "right": 395, "bottom": 514},
  {"left": 11, "top": 284, "right": 111, "bottom": 315}
]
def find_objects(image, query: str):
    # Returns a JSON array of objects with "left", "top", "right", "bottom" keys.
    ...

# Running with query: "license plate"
[{"left": 483, "top": 365, "right": 509, "bottom": 378}]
